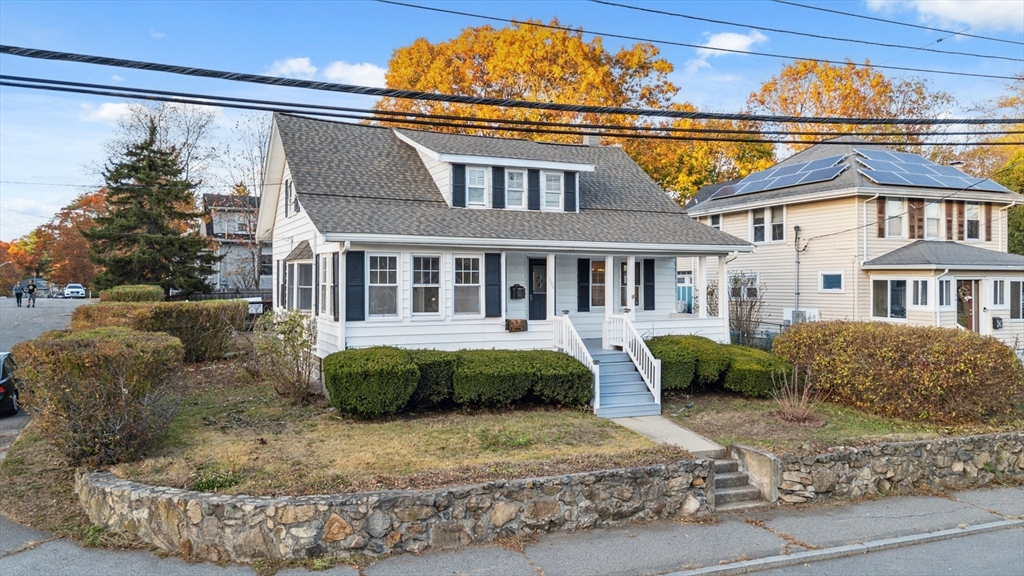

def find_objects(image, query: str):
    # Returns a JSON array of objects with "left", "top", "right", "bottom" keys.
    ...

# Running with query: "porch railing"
[
  {"left": 605, "top": 314, "right": 662, "bottom": 405},
  {"left": 553, "top": 312, "right": 602, "bottom": 410}
]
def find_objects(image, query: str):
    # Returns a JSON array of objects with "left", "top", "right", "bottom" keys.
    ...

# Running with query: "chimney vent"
[{"left": 582, "top": 133, "right": 601, "bottom": 146}]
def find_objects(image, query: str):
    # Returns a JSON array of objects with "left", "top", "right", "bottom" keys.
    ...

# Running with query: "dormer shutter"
[
  {"left": 643, "top": 259, "right": 655, "bottom": 311},
  {"left": 565, "top": 172, "right": 577, "bottom": 212},
  {"left": 527, "top": 169, "right": 541, "bottom": 211},
  {"left": 491, "top": 167, "right": 505, "bottom": 209},
  {"left": 452, "top": 164, "right": 467, "bottom": 207}
]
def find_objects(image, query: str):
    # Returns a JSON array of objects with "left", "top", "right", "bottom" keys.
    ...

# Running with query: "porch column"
[
  {"left": 546, "top": 253, "right": 556, "bottom": 321},
  {"left": 626, "top": 255, "right": 636, "bottom": 320},
  {"left": 603, "top": 254, "right": 614, "bottom": 349},
  {"left": 718, "top": 255, "right": 730, "bottom": 344},
  {"left": 697, "top": 256, "right": 708, "bottom": 319}
]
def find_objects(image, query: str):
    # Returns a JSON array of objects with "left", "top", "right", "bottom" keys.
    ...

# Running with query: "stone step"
[
  {"left": 715, "top": 500, "right": 771, "bottom": 513},
  {"left": 715, "top": 471, "right": 751, "bottom": 489},
  {"left": 715, "top": 486, "right": 762, "bottom": 506},
  {"left": 714, "top": 459, "right": 739, "bottom": 474}
]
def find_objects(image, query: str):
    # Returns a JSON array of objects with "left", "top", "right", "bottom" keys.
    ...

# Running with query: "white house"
[
  {"left": 683, "top": 137, "right": 1024, "bottom": 351},
  {"left": 201, "top": 194, "right": 273, "bottom": 290},
  {"left": 256, "top": 114, "right": 753, "bottom": 417}
]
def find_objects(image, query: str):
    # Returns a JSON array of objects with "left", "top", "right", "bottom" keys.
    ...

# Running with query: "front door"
[
  {"left": 528, "top": 258, "right": 547, "bottom": 320},
  {"left": 956, "top": 280, "right": 979, "bottom": 332}
]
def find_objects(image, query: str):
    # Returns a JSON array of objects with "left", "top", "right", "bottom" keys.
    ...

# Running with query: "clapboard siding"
[
  {"left": 272, "top": 162, "right": 320, "bottom": 310},
  {"left": 346, "top": 320, "right": 554, "bottom": 351},
  {"left": 417, "top": 150, "right": 451, "bottom": 206}
]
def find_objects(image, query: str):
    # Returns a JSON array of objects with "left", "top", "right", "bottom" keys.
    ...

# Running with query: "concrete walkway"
[{"left": 613, "top": 415, "right": 726, "bottom": 458}]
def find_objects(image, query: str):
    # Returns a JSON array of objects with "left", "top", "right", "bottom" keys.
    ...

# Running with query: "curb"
[{"left": 666, "top": 519, "right": 1024, "bottom": 576}]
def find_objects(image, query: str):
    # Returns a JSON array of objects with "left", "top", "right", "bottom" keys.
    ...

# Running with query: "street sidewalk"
[{"left": 1, "top": 485, "right": 1020, "bottom": 576}]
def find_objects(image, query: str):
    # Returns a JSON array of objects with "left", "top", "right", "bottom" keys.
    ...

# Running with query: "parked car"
[
  {"left": 0, "top": 352, "right": 19, "bottom": 416},
  {"left": 64, "top": 283, "right": 86, "bottom": 298}
]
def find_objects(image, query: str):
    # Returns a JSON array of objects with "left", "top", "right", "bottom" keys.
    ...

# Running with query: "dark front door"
[{"left": 529, "top": 258, "right": 547, "bottom": 320}]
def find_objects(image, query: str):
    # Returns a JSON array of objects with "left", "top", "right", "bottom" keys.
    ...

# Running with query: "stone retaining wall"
[
  {"left": 777, "top": 432, "right": 1024, "bottom": 504},
  {"left": 76, "top": 459, "right": 712, "bottom": 563}
]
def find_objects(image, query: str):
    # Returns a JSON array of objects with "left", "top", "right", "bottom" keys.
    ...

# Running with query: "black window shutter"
[
  {"left": 314, "top": 256, "right": 320, "bottom": 315},
  {"left": 527, "top": 169, "right": 540, "bottom": 210},
  {"left": 577, "top": 258, "right": 590, "bottom": 313},
  {"left": 346, "top": 251, "right": 365, "bottom": 321},
  {"left": 492, "top": 167, "right": 505, "bottom": 209},
  {"left": 643, "top": 259, "right": 656, "bottom": 311},
  {"left": 278, "top": 261, "right": 286, "bottom": 307},
  {"left": 452, "top": 164, "right": 467, "bottom": 207},
  {"left": 565, "top": 172, "right": 577, "bottom": 212},
  {"left": 332, "top": 252, "right": 340, "bottom": 322},
  {"left": 284, "top": 181, "right": 290, "bottom": 218},
  {"left": 287, "top": 264, "right": 295, "bottom": 309},
  {"left": 484, "top": 253, "right": 502, "bottom": 318}
]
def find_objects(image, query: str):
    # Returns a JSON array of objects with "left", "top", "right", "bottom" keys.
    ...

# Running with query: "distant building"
[{"left": 201, "top": 194, "right": 272, "bottom": 290}]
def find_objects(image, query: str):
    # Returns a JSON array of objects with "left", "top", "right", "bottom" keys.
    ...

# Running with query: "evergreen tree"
[{"left": 85, "top": 121, "right": 220, "bottom": 294}]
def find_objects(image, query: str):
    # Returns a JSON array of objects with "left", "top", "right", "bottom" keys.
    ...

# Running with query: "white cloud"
[
  {"left": 78, "top": 102, "right": 132, "bottom": 122},
  {"left": 322, "top": 61, "right": 387, "bottom": 87},
  {"left": 683, "top": 30, "right": 769, "bottom": 76},
  {"left": 866, "top": 0, "right": 1023, "bottom": 32},
  {"left": 111, "top": 75, "right": 124, "bottom": 82},
  {"left": 266, "top": 57, "right": 318, "bottom": 80},
  {"left": 150, "top": 30, "right": 165, "bottom": 39}
]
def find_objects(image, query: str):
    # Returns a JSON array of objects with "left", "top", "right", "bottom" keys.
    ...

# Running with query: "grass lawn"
[{"left": 663, "top": 392, "right": 1021, "bottom": 456}]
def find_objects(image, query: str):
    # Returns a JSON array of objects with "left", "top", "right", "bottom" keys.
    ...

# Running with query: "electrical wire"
[
  {"left": 4, "top": 78, "right": 1022, "bottom": 147},
  {"left": 6, "top": 75, "right": 1022, "bottom": 139},
  {"left": 769, "top": 0, "right": 1024, "bottom": 46},
  {"left": 1, "top": 46, "right": 1021, "bottom": 126},
  {"left": 373, "top": 0, "right": 1020, "bottom": 80},
  {"left": 587, "top": 0, "right": 1022, "bottom": 62}
]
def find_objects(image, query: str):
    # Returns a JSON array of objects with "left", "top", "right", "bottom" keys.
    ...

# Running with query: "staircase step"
[
  {"left": 592, "top": 351, "right": 630, "bottom": 361},
  {"left": 600, "top": 374, "right": 646, "bottom": 387},
  {"left": 715, "top": 486, "right": 762, "bottom": 506},
  {"left": 714, "top": 459, "right": 740, "bottom": 474},
  {"left": 715, "top": 500, "right": 771, "bottom": 513},
  {"left": 600, "top": 363, "right": 640, "bottom": 376},
  {"left": 600, "top": 392, "right": 655, "bottom": 406},
  {"left": 596, "top": 402, "right": 661, "bottom": 419},
  {"left": 600, "top": 382, "right": 650, "bottom": 395},
  {"left": 715, "top": 472, "right": 751, "bottom": 489}
]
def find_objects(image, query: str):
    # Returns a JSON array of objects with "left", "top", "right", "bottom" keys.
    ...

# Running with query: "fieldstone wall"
[
  {"left": 777, "top": 432, "right": 1024, "bottom": 504},
  {"left": 76, "top": 459, "right": 712, "bottom": 563}
]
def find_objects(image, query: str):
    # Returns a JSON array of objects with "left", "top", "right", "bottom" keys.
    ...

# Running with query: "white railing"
[
  {"left": 553, "top": 312, "right": 602, "bottom": 410},
  {"left": 605, "top": 314, "right": 662, "bottom": 405}
]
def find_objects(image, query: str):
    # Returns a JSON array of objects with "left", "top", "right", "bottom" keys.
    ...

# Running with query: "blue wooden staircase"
[{"left": 585, "top": 340, "right": 661, "bottom": 419}]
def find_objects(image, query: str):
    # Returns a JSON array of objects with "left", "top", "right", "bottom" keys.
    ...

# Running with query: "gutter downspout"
[{"left": 936, "top": 268, "right": 950, "bottom": 327}]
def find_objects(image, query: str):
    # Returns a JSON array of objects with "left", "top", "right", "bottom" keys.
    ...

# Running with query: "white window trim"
[
  {"left": 411, "top": 254, "right": 443, "bottom": 317},
  {"left": 886, "top": 198, "right": 905, "bottom": 239},
  {"left": 769, "top": 205, "right": 786, "bottom": 243},
  {"left": 465, "top": 166, "right": 489, "bottom": 208},
  {"left": 965, "top": 202, "right": 982, "bottom": 242},
  {"left": 319, "top": 255, "right": 330, "bottom": 318},
  {"left": 818, "top": 271, "right": 845, "bottom": 293},
  {"left": 871, "top": 277, "right": 909, "bottom": 322},
  {"left": 541, "top": 171, "right": 564, "bottom": 212},
  {"left": 924, "top": 201, "right": 942, "bottom": 240},
  {"left": 938, "top": 278, "right": 955, "bottom": 310},
  {"left": 505, "top": 169, "right": 527, "bottom": 211},
  {"left": 366, "top": 252, "right": 401, "bottom": 319},
  {"left": 709, "top": 214, "right": 721, "bottom": 230},
  {"left": 293, "top": 260, "right": 314, "bottom": 313},
  {"left": 728, "top": 272, "right": 760, "bottom": 301},
  {"left": 990, "top": 278, "right": 1008, "bottom": 309},
  {"left": 453, "top": 253, "right": 485, "bottom": 318},
  {"left": 910, "top": 279, "right": 931, "bottom": 310},
  {"left": 1011, "top": 280, "right": 1024, "bottom": 322},
  {"left": 750, "top": 208, "right": 767, "bottom": 244},
  {"left": 590, "top": 259, "right": 607, "bottom": 309}
]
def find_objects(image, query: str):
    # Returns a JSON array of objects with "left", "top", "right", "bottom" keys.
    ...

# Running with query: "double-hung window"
[
  {"left": 412, "top": 256, "right": 441, "bottom": 315},
  {"left": 925, "top": 202, "right": 941, "bottom": 238},
  {"left": 543, "top": 172, "right": 563, "bottom": 210},
  {"left": 620, "top": 262, "right": 642, "bottom": 308},
  {"left": 591, "top": 260, "right": 606, "bottom": 307},
  {"left": 1012, "top": 281, "right": 1024, "bottom": 320},
  {"left": 506, "top": 170, "right": 525, "bottom": 209},
  {"left": 771, "top": 207, "right": 785, "bottom": 241},
  {"left": 467, "top": 168, "right": 486, "bottom": 206},
  {"left": 751, "top": 209, "right": 766, "bottom": 243},
  {"left": 939, "top": 279, "right": 953, "bottom": 308},
  {"left": 454, "top": 256, "right": 482, "bottom": 315},
  {"left": 296, "top": 263, "right": 313, "bottom": 311},
  {"left": 319, "top": 255, "right": 330, "bottom": 315},
  {"left": 966, "top": 203, "right": 981, "bottom": 240},
  {"left": 729, "top": 272, "right": 759, "bottom": 301},
  {"left": 873, "top": 279, "right": 907, "bottom": 319},
  {"left": 912, "top": 280, "right": 929, "bottom": 307},
  {"left": 368, "top": 255, "right": 398, "bottom": 316},
  {"left": 886, "top": 198, "right": 904, "bottom": 238},
  {"left": 710, "top": 214, "right": 721, "bottom": 230},
  {"left": 992, "top": 279, "right": 1006, "bottom": 307}
]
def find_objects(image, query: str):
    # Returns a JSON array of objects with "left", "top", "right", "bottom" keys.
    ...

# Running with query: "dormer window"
[
  {"left": 467, "top": 167, "right": 487, "bottom": 206},
  {"left": 506, "top": 170, "right": 525, "bottom": 209},
  {"left": 544, "top": 172, "right": 563, "bottom": 210}
]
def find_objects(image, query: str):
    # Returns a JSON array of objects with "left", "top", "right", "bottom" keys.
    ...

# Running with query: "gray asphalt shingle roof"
[
  {"left": 276, "top": 114, "right": 749, "bottom": 248},
  {"left": 862, "top": 240, "right": 1024, "bottom": 270}
]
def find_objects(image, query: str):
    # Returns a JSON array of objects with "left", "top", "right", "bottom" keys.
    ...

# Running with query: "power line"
[
  {"left": 6, "top": 75, "right": 1023, "bottom": 139},
  {"left": 588, "top": 0, "right": 1022, "bottom": 62},
  {"left": 770, "top": 0, "right": 1024, "bottom": 47},
  {"left": 2, "top": 45, "right": 1021, "bottom": 126},
  {"left": 4, "top": 78, "right": 1023, "bottom": 147},
  {"left": 373, "top": 0, "right": 1019, "bottom": 80}
]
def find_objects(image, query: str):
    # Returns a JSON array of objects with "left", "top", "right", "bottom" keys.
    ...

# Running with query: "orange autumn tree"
[
  {"left": 0, "top": 241, "right": 24, "bottom": 291},
  {"left": 748, "top": 60, "right": 954, "bottom": 151},
  {"left": 37, "top": 189, "right": 109, "bottom": 287}
]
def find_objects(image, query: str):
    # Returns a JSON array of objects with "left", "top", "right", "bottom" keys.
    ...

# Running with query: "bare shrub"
[
  {"left": 771, "top": 366, "right": 825, "bottom": 424},
  {"left": 246, "top": 310, "right": 318, "bottom": 404}
]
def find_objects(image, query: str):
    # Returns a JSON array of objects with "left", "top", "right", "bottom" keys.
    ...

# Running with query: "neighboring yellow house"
[{"left": 682, "top": 137, "right": 1024, "bottom": 352}]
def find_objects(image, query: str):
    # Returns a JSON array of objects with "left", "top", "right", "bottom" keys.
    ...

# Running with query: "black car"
[{"left": 0, "top": 352, "right": 19, "bottom": 416}]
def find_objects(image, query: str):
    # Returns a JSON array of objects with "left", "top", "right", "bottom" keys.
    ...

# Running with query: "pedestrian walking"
[
  {"left": 26, "top": 280, "right": 36, "bottom": 308},
  {"left": 13, "top": 283, "right": 23, "bottom": 307}
]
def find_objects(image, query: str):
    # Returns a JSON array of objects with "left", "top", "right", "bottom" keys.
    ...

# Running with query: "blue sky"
[{"left": 1, "top": 0, "right": 1022, "bottom": 241}]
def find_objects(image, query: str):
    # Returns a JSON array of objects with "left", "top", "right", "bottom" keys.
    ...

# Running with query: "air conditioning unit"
[{"left": 792, "top": 309, "right": 808, "bottom": 324}]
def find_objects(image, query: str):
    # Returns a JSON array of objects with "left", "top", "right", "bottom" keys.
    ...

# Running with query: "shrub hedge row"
[
  {"left": 722, "top": 346, "right": 790, "bottom": 399},
  {"left": 645, "top": 337, "right": 696, "bottom": 391},
  {"left": 646, "top": 336, "right": 786, "bottom": 397},
  {"left": 773, "top": 320, "right": 1024, "bottom": 424},
  {"left": 322, "top": 347, "right": 593, "bottom": 419},
  {"left": 99, "top": 284, "right": 164, "bottom": 302},
  {"left": 71, "top": 300, "right": 248, "bottom": 362}
]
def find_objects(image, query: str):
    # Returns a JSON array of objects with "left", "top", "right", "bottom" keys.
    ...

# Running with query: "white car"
[{"left": 64, "top": 283, "right": 86, "bottom": 299}]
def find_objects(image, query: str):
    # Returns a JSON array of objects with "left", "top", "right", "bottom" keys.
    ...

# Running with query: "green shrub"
[
  {"left": 99, "top": 284, "right": 164, "bottom": 302},
  {"left": 646, "top": 337, "right": 697, "bottom": 391},
  {"left": 323, "top": 347, "right": 419, "bottom": 419},
  {"left": 527, "top": 350, "right": 593, "bottom": 406},
  {"left": 71, "top": 302, "right": 154, "bottom": 330},
  {"left": 647, "top": 335, "right": 729, "bottom": 389},
  {"left": 406, "top": 350, "right": 458, "bottom": 407},
  {"left": 246, "top": 310, "right": 318, "bottom": 404},
  {"left": 452, "top": 350, "right": 536, "bottom": 407},
  {"left": 722, "top": 346, "right": 790, "bottom": 398},
  {"left": 11, "top": 327, "right": 183, "bottom": 467},
  {"left": 773, "top": 321, "right": 1024, "bottom": 424}
]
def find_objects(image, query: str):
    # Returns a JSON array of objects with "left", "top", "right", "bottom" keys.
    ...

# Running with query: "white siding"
[
  {"left": 272, "top": 162, "right": 320, "bottom": 311},
  {"left": 418, "top": 150, "right": 451, "bottom": 206}
]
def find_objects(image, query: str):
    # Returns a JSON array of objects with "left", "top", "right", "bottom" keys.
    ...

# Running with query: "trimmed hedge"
[
  {"left": 11, "top": 327, "right": 183, "bottom": 466},
  {"left": 646, "top": 337, "right": 697, "bottom": 391},
  {"left": 406, "top": 349, "right": 458, "bottom": 408},
  {"left": 72, "top": 300, "right": 248, "bottom": 362},
  {"left": 323, "top": 347, "right": 419, "bottom": 419},
  {"left": 646, "top": 335, "right": 730, "bottom": 389},
  {"left": 526, "top": 350, "right": 594, "bottom": 406},
  {"left": 452, "top": 350, "right": 536, "bottom": 407},
  {"left": 773, "top": 320, "right": 1024, "bottom": 424},
  {"left": 99, "top": 284, "right": 164, "bottom": 302},
  {"left": 722, "top": 346, "right": 790, "bottom": 399}
]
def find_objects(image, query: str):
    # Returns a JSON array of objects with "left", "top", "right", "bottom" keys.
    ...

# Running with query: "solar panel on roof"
[
  {"left": 890, "top": 151, "right": 932, "bottom": 164},
  {"left": 853, "top": 148, "right": 1009, "bottom": 193},
  {"left": 740, "top": 179, "right": 774, "bottom": 193},
  {"left": 856, "top": 149, "right": 901, "bottom": 162},
  {"left": 900, "top": 173, "right": 943, "bottom": 187},
  {"left": 898, "top": 163, "right": 940, "bottom": 176},
  {"left": 770, "top": 164, "right": 805, "bottom": 178},
  {"left": 975, "top": 180, "right": 1011, "bottom": 192},
  {"left": 861, "top": 170, "right": 911, "bottom": 185},
  {"left": 803, "top": 154, "right": 846, "bottom": 171},
  {"left": 764, "top": 172, "right": 807, "bottom": 190},
  {"left": 799, "top": 165, "right": 847, "bottom": 184}
]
